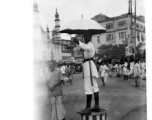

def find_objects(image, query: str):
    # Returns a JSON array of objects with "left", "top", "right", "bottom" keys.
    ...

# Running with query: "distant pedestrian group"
[{"left": 97, "top": 58, "right": 146, "bottom": 87}]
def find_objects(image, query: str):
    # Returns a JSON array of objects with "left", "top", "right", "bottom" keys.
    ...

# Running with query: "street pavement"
[{"left": 63, "top": 73, "right": 146, "bottom": 120}]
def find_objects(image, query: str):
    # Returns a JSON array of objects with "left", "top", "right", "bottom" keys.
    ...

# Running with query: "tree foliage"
[{"left": 97, "top": 44, "right": 126, "bottom": 60}]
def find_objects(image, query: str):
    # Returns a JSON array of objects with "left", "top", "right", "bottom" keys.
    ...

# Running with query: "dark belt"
[
  {"left": 83, "top": 57, "right": 94, "bottom": 86},
  {"left": 83, "top": 58, "right": 94, "bottom": 63}
]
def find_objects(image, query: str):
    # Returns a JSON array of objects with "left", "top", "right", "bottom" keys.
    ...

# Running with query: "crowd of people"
[{"left": 96, "top": 58, "right": 146, "bottom": 87}]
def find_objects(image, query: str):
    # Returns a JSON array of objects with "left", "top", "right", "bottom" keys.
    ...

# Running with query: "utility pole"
[
  {"left": 130, "top": 0, "right": 133, "bottom": 48},
  {"left": 127, "top": 0, "right": 133, "bottom": 63},
  {"left": 134, "top": 0, "right": 137, "bottom": 56}
]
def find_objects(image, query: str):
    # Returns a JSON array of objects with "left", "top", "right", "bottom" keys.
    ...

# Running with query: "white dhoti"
[
  {"left": 50, "top": 96, "right": 66, "bottom": 120},
  {"left": 84, "top": 77, "right": 99, "bottom": 94},
  {"left": 83, "top": 61, "right": 99, "bottom": 94},
  {"left": 104, "top": 73, "right": 108, "bottom": 83}
]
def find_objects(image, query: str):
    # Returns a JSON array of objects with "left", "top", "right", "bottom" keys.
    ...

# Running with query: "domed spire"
[{"left": 55, "top": 8, "right": 59, "bottom": 19}]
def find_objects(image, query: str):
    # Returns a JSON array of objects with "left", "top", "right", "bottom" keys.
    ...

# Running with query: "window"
[
  {"left": 106, "top": 22, "right": 113, "bottom": 30},
  {"left": 107, "top": 34, "right": 114, "bottom": 41},
  {"left": 119, "top": 32, "right": 126, "bottom": 40},
  {"left": 136, "top": 23, "right": 140, "bottom": 29},
  {"left": 117, "top": 20, "right": 127, "bottom": 28},
  {"left": 140, "top": 24, "right": 145, "bottom": 31}
]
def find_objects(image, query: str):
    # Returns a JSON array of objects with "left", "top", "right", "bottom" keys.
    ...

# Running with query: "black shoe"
[
  {"left": 81, "top": 108, "right": 91, "bottom": 114},
  {"left": 91, "top": 106, "right": 101, "bottom": 112}
]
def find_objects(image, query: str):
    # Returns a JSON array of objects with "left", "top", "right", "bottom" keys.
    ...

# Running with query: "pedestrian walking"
[
  {"left": 122, "top": 61, "right": 128, "bottom": 80},
  {"left": 108, "top": 62, "right": 113, "bottom": 77},
  {"left": 117, "top": 63, "right": 122, "bottom": 77},
  {"left": 65, "top": 64, "right": 73, "bottom": 85},
  {"left": 139, "top": 59, "right": 146, "bottom": 80},
  {"left": 130, "top": 59, "right": 134, "bottom": 78},
  {"left": 73, "top": 32, "right": 100, "bottom": 114},
  {"left": 126, "top": 63, "right": 130, "bottom": 80},
  {"left": 99, "top": 62, "right": 109, "bottom": 86},
  {"left": 45, "top": 60, "right": 66, "bottom": 120},
  {"left": 133, "top": 59, "right": 141, "bottom": 87},
  {"left": 113, "top": 63, "right": 118, "bottom": 77}
]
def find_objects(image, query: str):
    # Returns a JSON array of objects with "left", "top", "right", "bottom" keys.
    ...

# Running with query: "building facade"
[{"left": 91, "top": 13, "right": 145, "bottom": 55}]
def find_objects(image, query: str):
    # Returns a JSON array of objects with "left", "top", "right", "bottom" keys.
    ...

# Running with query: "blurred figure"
[
  {"left": 117, "top": 63, "right": 122, "bottom": 77},
  {"left": 122, "top": 61, "right": 128, "bottom": 80},
  {"left": 139, "top": 59, "right": 146, "bottom": 80},
  {"left": 133, "top": 59, "right": 141, "bottom": 87},
  {"left": 60, "top": 63, "right": 66, "bottom": 76},
  {"left": 45, "top": 60, "right": 66, "bottom": 120},
  {"left": 99, "top": 62, "right": 109, "bottom": 86},
  {"left": 113, "top": 63, "right": 118, "bottom": 77},
  {"left": 126, "top": 62, "right": 130, "bottom": 80},
  {"left": 65, "top": 64, "right": 73, "bottom": 85},
  {"left": 108, "top": 62, "right": 113, "bottom": 77},
  {"left": 130, "top": 59, "right": 134, "bottom": 78}
]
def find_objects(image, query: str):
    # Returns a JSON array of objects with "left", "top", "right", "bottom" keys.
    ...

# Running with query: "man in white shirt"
[
  {"left": 130, "top": 59, "right": 134, "bottom": 78},
  {"left": 73, "top": 32, "right": 100, "bottom": 114},
  {"left": 139, "top": 59, "right": 146, "bottom": 80},
  {"left": 113, "top": 63, "right": 118, "bottom": 77},
  {"left": 133, "top": 59, "right": 141, "bottom": 87},
  {"left": 99, "top": 62, "right": 109, "bottom": 86},
  {"left": 123, "top": 61, "right": 128, "bottom": 80}
]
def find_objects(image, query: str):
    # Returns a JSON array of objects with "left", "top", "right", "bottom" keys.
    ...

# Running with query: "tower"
[
  {"left": 54, "top": 8, "right": 61, "bottom": 39},
  {"left": 128, "top": 0, "right": 132, "bottom": 14}
]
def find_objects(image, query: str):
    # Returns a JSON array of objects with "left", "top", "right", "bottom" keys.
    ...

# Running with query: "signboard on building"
[
  {"left": 62, "top": 56, "right": 71, "bottom": 61},
  {"left": 129, "top": 46, "right": 134, "bottom": 54},
  {"left": 125, "top": 46, "right": 129, "bottom": 56},
  {"left": 125, "top": 46, "right": 134, "bottom": 56}
]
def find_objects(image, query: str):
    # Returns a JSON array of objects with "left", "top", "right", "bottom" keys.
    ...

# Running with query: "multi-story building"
[{"left": 91, "top": 2, "right": 145, "bottom": 56}]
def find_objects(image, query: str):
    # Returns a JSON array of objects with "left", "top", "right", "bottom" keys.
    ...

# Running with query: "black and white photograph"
[{"left": 33, "top": 0, "right": 147, "bottom": 120}]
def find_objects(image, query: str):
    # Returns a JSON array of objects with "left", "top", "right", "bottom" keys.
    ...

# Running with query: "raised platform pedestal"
[{"left": 77, "top": 109, "right": 107, "bottom": 120}]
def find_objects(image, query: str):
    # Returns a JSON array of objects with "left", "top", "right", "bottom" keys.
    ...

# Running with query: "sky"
[{"left": 35, "top": 0, "right": 145, "bottom": 39}]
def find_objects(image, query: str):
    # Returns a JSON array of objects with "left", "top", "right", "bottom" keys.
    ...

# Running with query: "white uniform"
[
  {"left": 99, "top": 65, "right": 109, "bottom": 83},
  {"left": 123, "top": 62, "right": 128, "bottom": 75},
  {"left": 79, "top": 41, "right": 99, "bottom": 94},
  {"left": 113, "top": 64, "right": 118, "bottom": 77},
  {"left": 130, "top": 62, "right": 134, "bottom": 75},
  {"left": 140, "top": 62, "right": 146, "bottom": 78},
  {"left": 133, "top": 63, "right": 141, "bottom": 77}
]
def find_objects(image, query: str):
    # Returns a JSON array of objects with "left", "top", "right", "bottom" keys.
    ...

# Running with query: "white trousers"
[{"left": 84, "top": 77, "right": 99, "bottom": 94}]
